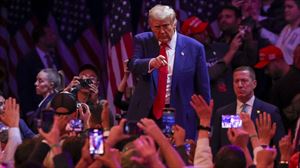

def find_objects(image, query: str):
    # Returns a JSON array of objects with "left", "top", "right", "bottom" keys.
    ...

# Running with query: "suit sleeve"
[
  {"left": 195, "top": 44, "right": 211, "bottom": 104},
  {"left": 128, "top": 35, "right": 152, "bottom": 75},
  {"left": 19, "top": 119, "right": 36, "bottom": 139}
]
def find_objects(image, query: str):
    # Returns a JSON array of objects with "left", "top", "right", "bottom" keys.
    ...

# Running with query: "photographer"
[
  {"left": 217, "top": 5, "right": 258, "bottom": 69},
  {"left": 64, "top": 64, "right": 112, "bottom": 131}
]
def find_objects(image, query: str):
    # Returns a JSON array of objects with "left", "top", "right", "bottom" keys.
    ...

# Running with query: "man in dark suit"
[
  {"left": 127, "top": 4, "right": 211, "bottom": 139},
  {"left": 16, "top": 25, "right": 61, "bottom": 119},
  {"left": 211, "top": 66, "right": 285, "bottom": 155}
]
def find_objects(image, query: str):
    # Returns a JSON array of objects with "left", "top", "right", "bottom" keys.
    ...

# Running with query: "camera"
[
  {"left": 89, "top": 128, "right": 104, "bottom": 156},
  {"left": 123, "top": 121, "right": 143, "bottom": 135},
  {"left": 79, "top": 78, "right": 93, "bottom": 88},
  {"left": 161, "top": 107, "right": 176, "bottom": 137},
  {"left": 221, "top": 115, "right": 242, "bottom": 128}
]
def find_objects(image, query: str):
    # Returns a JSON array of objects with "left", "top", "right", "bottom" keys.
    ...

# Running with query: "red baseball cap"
[
  {"left": 255, "top": 45, "right": 284, "bottom": 69},
  {"left": 181, "top": 16, "right": 209, "bottom": 36}
]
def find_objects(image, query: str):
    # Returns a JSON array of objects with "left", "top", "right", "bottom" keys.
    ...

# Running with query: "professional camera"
[
  {"left": 79, "top": 78, "right": 93, "bottom": 88},
  {"left": 70, "top": 78, "right": 93, "bottom": 97}
]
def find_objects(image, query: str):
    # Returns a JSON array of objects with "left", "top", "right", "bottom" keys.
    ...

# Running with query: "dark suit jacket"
[
  {"left": 27, "top": 93, "right": 56, "bottom": 133},
  {"left": 16, "top": 48, "right": 60, "bottom": 119},
  {"left": 127, "top": 32, "right": 211, "bottom": 139},
  {"left": 211, "top": 97, "right": 285, "bottom": 155},
  {"left": 19, "top": 119, "right": 36, "bottom": 139}
]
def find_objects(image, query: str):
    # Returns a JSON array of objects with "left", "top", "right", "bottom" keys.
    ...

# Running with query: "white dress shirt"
[
  {"left": 149, "top": 31, "right": 177, "bottom": 105},
  {"left": 164, "top": 31, "right": 177, "bottom": 104}
]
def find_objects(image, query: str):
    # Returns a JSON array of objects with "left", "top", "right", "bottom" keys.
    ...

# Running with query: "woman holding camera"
[{"left": 64, "top": 64, "right": 111, "bottom": 132}]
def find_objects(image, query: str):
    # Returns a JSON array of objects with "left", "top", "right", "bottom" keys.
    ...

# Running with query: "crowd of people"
[{"left": 0, "top": 0, "right": 299, "bottom": 168}]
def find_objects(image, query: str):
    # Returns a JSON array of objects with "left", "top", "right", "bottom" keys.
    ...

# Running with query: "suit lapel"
[
  {"left": 230, "top": 102, "right": 237, "bottom": 115},
  {"left": 251, "top": 98, "right": 261, "bottom": 121},
  {"left": 171, "top": 33, "right": 186, "bottom": 93}
]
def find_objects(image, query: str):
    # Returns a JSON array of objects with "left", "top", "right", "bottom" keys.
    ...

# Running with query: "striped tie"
[{"left": 241, "top": 104, "right": 249, "bottom": 113}]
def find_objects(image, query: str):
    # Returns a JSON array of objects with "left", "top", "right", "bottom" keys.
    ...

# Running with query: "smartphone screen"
[
  {"left": 162, "top": 108, "right": 175, "bottom": 137},
  {"left": 89, "top": 128, "right": 104, "bottom": 156},
  {"left": 124, "top": 121, "right": 143, "bottom": 135},
  {"left": 69, "top": 119, "right": 83, "bottom": 132},
  {"left": 221, "top": 115, "right": 242, "bottom": 128}
]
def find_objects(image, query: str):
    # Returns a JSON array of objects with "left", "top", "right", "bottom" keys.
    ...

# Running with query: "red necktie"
[{"left": 153, "top": 43, "right": 168, "bottom": 119}]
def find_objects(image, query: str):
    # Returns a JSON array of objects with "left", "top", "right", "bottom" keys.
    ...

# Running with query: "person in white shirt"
[
  {"left": 0, "top": 98, "right": 22, "bottom": 168},
  {"left": 261, "top": 0, "right": 300, "bottom": 65}
]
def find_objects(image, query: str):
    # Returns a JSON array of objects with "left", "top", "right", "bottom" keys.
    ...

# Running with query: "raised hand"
[
  {"left": 106, "top": 119, "right": 130, "bottom": 147},
  {"left": 172, "top": 124, "right": 186, "bottom": 146},
  {"left": 88, "top": 82, "right": 99, "bottom": 104},
  {"left": 0, "top": 97, "right": 20, "bottom": 127},
  {"left": 279, "top": 130, "right": 293, "bottom": 162},
  {"left": 64, "top": 76, "right": 81, "bottom": 92},
  {"left": 240, "top": 113, "right": 257, "bottom": 136},
  {"left": 190, "top": 94, "right": 213, "bottom": 126},
  {"left": 38, "top": 116, "right": 60, "bottom": 146},
  {"left": 78, "top": 103, "right": 91, "bottom": 128},
  {"left": 100, "top": 100, "right": 110, "bottom": 130},
  {"left": 227, "top": 128, "right": 249, "bottom": 149},
  {"left": 150, "top": 55, "right": 168, "bottom": 69},
  {"left": 137, "top": 118, "right": 166, "bottom": 143},
  {"left": 229, "top": 32, "right": 243, "bottom": 52},
  {"left": 255, "top": 112, "right": 276, "bottom": 146},
  {"left": 38, "top": 116, "right": 62, "bottom": 155},
  {"left": 131, "top": 135, "right": 161, "bottom": 167}
]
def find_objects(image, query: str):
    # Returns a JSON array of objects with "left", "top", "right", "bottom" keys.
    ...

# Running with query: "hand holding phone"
[
  {"left": 221, "top": 115, "right": 242, "bottom": 128},
  {"left": 123, "top": 121, "right": 143, "bottom": 135},
  {"left": 89, "top": 128, "right": 104, "bottom": 156},
  {"left": 162, "top": 108, "right": 176, "bottom": 137}
]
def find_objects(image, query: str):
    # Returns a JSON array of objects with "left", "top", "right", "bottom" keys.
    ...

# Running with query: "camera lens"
[{"left": 80, "top": 79, "right": 93, "bottom": 88}]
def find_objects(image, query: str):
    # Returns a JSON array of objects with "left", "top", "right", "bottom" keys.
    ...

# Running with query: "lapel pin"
[
  {"left": 181, "top": 52, "right": 184, "bottom": 56},
  {"left": 256, "top": 110, "right": 261, "bottom": 114}
]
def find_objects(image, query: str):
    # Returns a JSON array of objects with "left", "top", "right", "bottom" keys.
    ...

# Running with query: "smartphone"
[
  {"left": 221, "top": 115, "right": 242, "bottom": 128},
  {"left": 89, "top": 128, "right": 104, "bottom": 156},
  {"left": 161, "top": 107, "right": 176, "bottom": 137},
  {"left": 124, "top": 121, "right": 143, "bottom": 135},
  {"left": 69, "top": 119, "right": 83, "bottom": 132}
]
